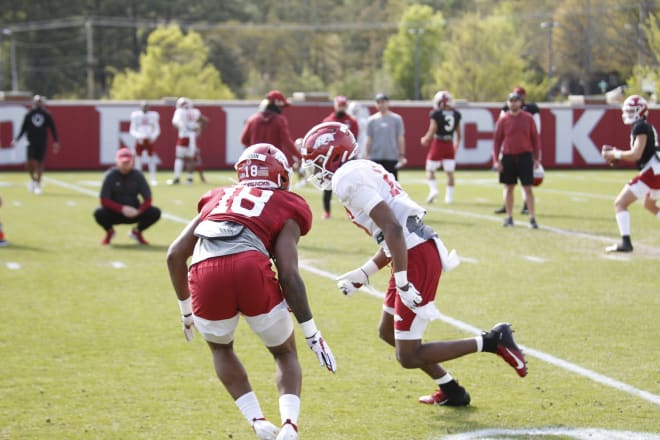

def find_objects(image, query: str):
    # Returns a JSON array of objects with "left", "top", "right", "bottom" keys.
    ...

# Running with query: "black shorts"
[
  {"left": 499, "top": 152, "right": 533, "bottom": 186},
  {"left": 27, "top": 143, "right": 47, "bottom": 162}
]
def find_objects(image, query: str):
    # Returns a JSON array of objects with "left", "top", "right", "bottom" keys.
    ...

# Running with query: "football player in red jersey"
[
  {"left": 420, "top": 91, "right": 462, "bottom": 204},
  {"left": 318, "top": 95, "right": 359, "bottom": 218},
  {"left": 167, "top": 143, "right": 336, "bottom": 440},
  {"left": 601, "top": 94, "right": 660, "bottom": 252},
  {"left": 301, "top": 122, "right": 527, "bottom": 408}
]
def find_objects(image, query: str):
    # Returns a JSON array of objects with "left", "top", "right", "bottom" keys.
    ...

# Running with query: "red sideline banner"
[{"left": 0, "top": 100, "right": 643, "bottom": 170}]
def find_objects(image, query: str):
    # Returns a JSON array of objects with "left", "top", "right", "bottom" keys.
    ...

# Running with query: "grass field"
[{"left": 0, "top": 168, "right": 658, "bottom": 440}]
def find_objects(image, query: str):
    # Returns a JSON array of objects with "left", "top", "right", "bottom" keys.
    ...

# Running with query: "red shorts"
[
  {"left": 176, "top": 137, "right": 190, "bottom": 147},
  {"left": 629, "top": 167, "right": 660, "bottom": 190},
  {"left": 384, "top": 239, "right": 442, "bottom": 333},
  {"left": 427, "top": 139, "right": 455, "bottom": 161},
  {"left": 188, "top": 251, "right": 284, "bottom": 320},
  {"left": 135, "top": 139, "right": 154, "bottom": 155}
]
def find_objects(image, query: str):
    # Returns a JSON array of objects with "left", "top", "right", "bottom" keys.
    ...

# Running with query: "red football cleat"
[
  {"left": 487, "top": 322, "right": 528, "bottom": 377},
  {"left": 128, "top": 228, "right": 149, "bottom": 245},
  {"left": 101, "top": 229, "right": 115, "bottom": 245}
]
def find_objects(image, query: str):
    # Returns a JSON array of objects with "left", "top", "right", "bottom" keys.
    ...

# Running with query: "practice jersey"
[
  {"left": 430, "top": 109, "right": 461, "bottom": 141},
  {"left": 172, "top": 107, "right": 202, "bottom": 138},
  {"left": 631, "top": 119, "right": 660, "bottom": 171},
  {"left": 130, "top": 110, "right": 160, "bottom": 141},
  {"left": 332, "top": 159, "right": 426, "bottom": 257},
  {"left": 194, "top": 185, "right": 312, "bottom": 261}
]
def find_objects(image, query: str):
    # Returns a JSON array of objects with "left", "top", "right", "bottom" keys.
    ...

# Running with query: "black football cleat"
[{"left": 484, "top": 322, "right": 527, "bottom": 378}]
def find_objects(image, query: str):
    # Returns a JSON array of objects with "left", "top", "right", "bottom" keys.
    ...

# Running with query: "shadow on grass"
[{"left": 109, "top": 244, "right": 169, "bottom": 252}]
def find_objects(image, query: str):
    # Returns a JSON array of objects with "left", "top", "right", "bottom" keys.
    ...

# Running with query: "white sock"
[
  {"left": 235, "top": 392, "right": 264, "bottom": 424},
  {"left": 521, "top": 188, "right": 527, "bottom": 202},
  {"left": 434, "top": 373, "right": 454, "bottom": 386},
  {"left": 173, "top": 158, "right": 183, "bottom": 178},
  {"left": 148, "top": 157, "right": 157, "bottom": 181},
  {"left": 475, "top": 335, "right": 483, "bottom": 352},
  {"left": 427, "top": 179, "right": 437, "bottom": 193},
  {"left": 445, "top": 186, "right": 454, "bottom": 201},
  {"left": 279, "top": 394, "right": 300, "bottom": 425},
  {"left": 615, "top": 210, "right": 631, "bottom": 236}
]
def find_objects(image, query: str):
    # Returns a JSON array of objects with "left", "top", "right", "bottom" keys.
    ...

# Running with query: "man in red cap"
[
  {"left": 240, "top": 90, "right": 301, "bottom": 168},
  {"left": 317, "top": 96, "right": 359, "bottom": 218},
  {"left": 94, "top": 148, "right": 161, "bottom": 245}
]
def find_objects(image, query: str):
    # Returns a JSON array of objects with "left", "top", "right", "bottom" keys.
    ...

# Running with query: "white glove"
[
  {"left": 182, "top": 313, "right": 195, "bottom": 342},
  {"left": 336, "top": 268, "right": 368, "bottom": 295},
  {"left": 306, "top": 331, "right": 337, "bottom": 373},
  {"left": 396, "top": 283, "right": 422, "bottom": 311}
]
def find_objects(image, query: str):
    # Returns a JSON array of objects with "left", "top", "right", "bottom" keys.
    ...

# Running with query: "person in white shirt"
[{"left": 129, "top": 101, "right": 161, "bottom": 185}]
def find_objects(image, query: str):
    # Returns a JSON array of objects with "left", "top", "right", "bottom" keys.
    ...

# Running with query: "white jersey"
[
  {"left": 332, "top": 159, "right": 427, "bottom": 257},
  {"left": 172, "top": 107, "right": 202, "bottom": 138},
  {"left": 129, "top": 110, "right": 160, "bottom": 141}
]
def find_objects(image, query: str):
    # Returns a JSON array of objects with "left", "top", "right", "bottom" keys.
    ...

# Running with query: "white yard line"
[{"left": 44, "top": 176, "right": 660, "bottom": 407}]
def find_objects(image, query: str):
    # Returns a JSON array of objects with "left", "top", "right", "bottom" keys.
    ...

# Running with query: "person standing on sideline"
[
  {"left": 492, "top": 92, "right": 541, "bottom": 229},
  {"left": 94, "top": 148, "right": 161, "bottom": 245},
  {"left": 365, "top": 93, "right": 406, "bottom": 180},
  {"left": 168, "top": 97, "right": 207, "bottom": 185},
  {"left": 0, "top": 194, "right": 7, "bottom": 247},
  {"left": 167, "top": 143, "right": 336, "bottom": 440},
  {"left": 129, "top": 101, "right": 161, "bottom": 185},
  {"left": 10, "top": 95, "right": 60, "bottom": 195},
  {"left": 240, "top": 90, "right": 301, "bottom": 171},
  {"left": 420, "top": 91, "right": 462, "bottom": 204},
  {"left": 301, "top": 122, "right": 526, "bottom": 407},
  {"left": 495, "top": 86, "right": 541, "bottom": 215},
  {"left": 319, "top": 95, "right": 359, "bottom": 219},
  {"left": 601, "top": 94, "right": 660, "bottom": 252}
]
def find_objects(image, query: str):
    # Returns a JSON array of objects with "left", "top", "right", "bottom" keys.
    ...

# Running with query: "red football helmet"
[
  {"left": 300, "top": 122, "right": 358, "bottom": 190},
  {"left": 533, "top": 163, "right": 544, "bottom": 186},
  {"left": 433, "top": 91, "right": 453, "bottom": 110},
  {"left": 621, "top": 95, "right": 648, "bottom": 125},
  {"left": 235, "top": 143, "right": 292, "bottom": 190}
]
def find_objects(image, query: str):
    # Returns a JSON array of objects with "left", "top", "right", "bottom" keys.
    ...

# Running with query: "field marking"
[
  {"left": 441, "top": 427, "right": 660, "bottom": 440},
  {"left": 6, "top": 262, "right": 21, "bottom": 270},
  {"left": 523, "top": 255, "right": 546, "bottom": 263},
  {"left": 43, "top": 176, "right": 660, "bottom": 407}
]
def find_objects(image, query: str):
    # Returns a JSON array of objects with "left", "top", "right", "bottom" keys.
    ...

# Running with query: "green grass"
[{"left": 0, "top": 169, "right": 658, "bottom": 439}]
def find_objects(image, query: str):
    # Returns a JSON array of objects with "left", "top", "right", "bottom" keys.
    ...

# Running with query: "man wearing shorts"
[
  {"left": 601, "top": 94, "right": 660, "bottom": 252},
  {"left": 492, "top": 92, "right": 541, "bottom": 229},
  {"left": 301, "top": 122, "right": 527, "bottom": 407}
]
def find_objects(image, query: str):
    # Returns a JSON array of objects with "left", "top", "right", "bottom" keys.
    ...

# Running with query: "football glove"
[
  {"left": 306, "top": 331, "right": 337, "bottom": 373},
  {"left": 396, "top": 283, "right": 422, "bottom": 311},
  {"left": 182, "top": 313, "right": 195, "bottom": 342},
  {"left": 336, "top": 261, "right": 378, "bottom": 296}
]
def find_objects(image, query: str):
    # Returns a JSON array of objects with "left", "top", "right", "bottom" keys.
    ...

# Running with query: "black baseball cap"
[{"left": 375, "top": 93, "right": 389, "bottom": 101}]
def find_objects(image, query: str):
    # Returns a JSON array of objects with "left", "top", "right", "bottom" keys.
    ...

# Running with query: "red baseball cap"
[
  {"left": 116, "top": 148, "right": 134, "bottom": 162},
  {"left": 513, "top": 86, "right": 526, "bottom": 98},
  {"left": 267, "top": 90, "right": 290, "bottom": 107},
  {"left": 334, "top": 95, "right": 348, "bottom": 107}
]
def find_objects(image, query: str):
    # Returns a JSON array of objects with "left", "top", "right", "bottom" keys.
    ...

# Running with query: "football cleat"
[
  {"left": 606, "top": 242, "right": 633, "bottom": 253},
  {"left": 252, "top": 418, "right": 279, "bottom": 440},
  {"left": 529, "top": 218, "right": 538, "bottom": 229},
  {"left": 485, "top": 322, "right": 527, "bottom": 377},
  {"left": 275, "top": 420, "right": 298, "bottom": 440},
  {"left": 494, "top": 206, "right": 506, "bottom": 214},
  {"left": 521, "top": 202, "right": 529, "bottom": 215},
  {"left": 419, "top": 385, "right": 471, "bottom": 406},
  {"left": 503, "top": 217, "right": 514, "bottom": 227},
  {"left": 426, "top": 190, "right": 439, "bottom": 204},
  {"left": 322, "top": 211, "right": 331, "bottom": 219},
  {"left": 128, "top": 228, "right": 149, "bottom": 245},
  {"left": 166, "top": 178, "right": 180, "bottom": 185},
  {"left": 0, "top": 239, "right": 8, "bottom": 247},
  {"left": 101, "top": 229, "right": 115, "bottom": 245}
]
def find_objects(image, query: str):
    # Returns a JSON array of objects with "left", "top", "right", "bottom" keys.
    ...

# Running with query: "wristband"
[
  {"left": 360, "top": 260, "right": 379, "bottom": 277},
  {"left": 394, "top": 270, "right": 408, "bottom": 288},
  {"left": 300, "top": 318, "right": 319, "bottom": 339},
  {"left": 178, "top": 297, "right": 192, "bottom": 316},
  {"left": 614, "top": 149, "right": 622, "bottom": 160}
]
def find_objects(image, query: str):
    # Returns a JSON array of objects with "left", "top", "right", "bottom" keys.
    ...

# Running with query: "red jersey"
[
  {"left": 196, "top": 185, "right": 312, "bottom": 255},
  {"left": 492, "top": 110, "right": 540, "bottom": 161},
  {"left": 240, "top": 110, "right": 300, "bottom": 164},
  {"left": 322, "top": 112, "right": 359, "bottom": 139}
]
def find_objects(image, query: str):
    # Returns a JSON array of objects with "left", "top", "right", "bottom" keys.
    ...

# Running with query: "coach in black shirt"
[{"left": 94, "top": 148, "right": 161, "bottom": 245}]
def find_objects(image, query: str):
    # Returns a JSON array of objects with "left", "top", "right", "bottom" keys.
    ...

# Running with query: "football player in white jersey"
[
  {"left": 168, "top": 97, "right": 207, "bottom": 185},
  {"left": 301, "top": 122, "right": 528, "bottom": 407},
  {"left": 129, "top": 101, "right": 161, "bottom": 185}
]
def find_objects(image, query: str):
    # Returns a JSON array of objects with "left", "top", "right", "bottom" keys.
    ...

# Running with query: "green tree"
[
  {"left": 434, "top": 12, "right": 529, "bottom": 102},
  {"left": 626, "top": 13, "right": 660, "bottom": 97},
  {"left": 382, "top": 4, "right": 445, "bottom": 100},
  {"left": 109, "top": 25, "right": 234, "bottom": 100}
]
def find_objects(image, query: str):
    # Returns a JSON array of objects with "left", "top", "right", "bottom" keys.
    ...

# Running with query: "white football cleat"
[
  {"left": 252, "top": 418, "right": 279, "bottom": 440},
  {"left": 275, "top": 421, "right": 298, "bottom": 440},
  {"left": 426, "top": 190, "right": 439, "bottom": 204}
]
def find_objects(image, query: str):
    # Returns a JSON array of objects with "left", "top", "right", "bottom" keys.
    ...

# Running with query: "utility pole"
[
  {"left": 85, "top": 19, "right": 94, "bottom": 99},
  {"left": 540, "top": 21, "right": 558, "bottom": 100}
]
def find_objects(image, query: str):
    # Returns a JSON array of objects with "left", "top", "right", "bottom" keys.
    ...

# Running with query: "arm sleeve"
[
  {"left": 101, "top": 198, "right": 124, "bottom": 213},
  {"left": 99, "top": 172, "right": 123, "bottom": 213}
]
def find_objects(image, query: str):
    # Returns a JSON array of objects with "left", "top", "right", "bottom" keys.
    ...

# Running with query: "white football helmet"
[
  {"left": 176, "top": 97, "right": 192, "bottom": 109},
  {"left": 533, "top": 163, "right": 544, "bottom": 186},
  {"left": 433, "top": 91, "right": 453, "bottom": 110},
  {"left": 621, "top": 95, "right": 648, "bottom": 125}
]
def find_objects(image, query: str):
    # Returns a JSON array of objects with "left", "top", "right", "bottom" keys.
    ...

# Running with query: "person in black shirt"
[
  {"left": 94, "top": 148, "right": 161, "bottom": 245},
  {"left": 601, "top": 94, "right": 660, "bottom": 252},
  {"left": 10, "top": 95, "right": 60, "bottom": 195}
]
